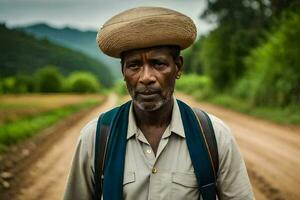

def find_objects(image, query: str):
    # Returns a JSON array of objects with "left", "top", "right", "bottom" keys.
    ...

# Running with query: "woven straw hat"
[{"left": 97, "top": 7, "right": 197, "bottom": 58}]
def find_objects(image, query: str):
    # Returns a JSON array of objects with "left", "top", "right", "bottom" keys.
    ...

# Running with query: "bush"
[
  {"left": 232, "top": 77, "right": 256, "bottom": 100},
  {"left": 66, "top": 71, "right": 101, "bottom": 93},
  {"left": 14, "top": 74, "right": 35, "bottom": 93},
  {"left": 0, "top": 75, "right": 35, "bottom": 94},
  {"left": 1, "top": 77, "right": 16, "bottom": 93},
  {"left": 176, "top": 74, "right": 213, "bottom": 99},
  {"left": 35, "top": 65, "right": 64, "bottom": 93}
]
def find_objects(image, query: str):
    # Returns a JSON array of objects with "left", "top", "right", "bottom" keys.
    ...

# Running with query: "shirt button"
[
  {"left": 152, "top": 167, "right": 158, "bottom": 174},
  {"left": 146, "top": 149, "right": 152, "bottom": 154}
]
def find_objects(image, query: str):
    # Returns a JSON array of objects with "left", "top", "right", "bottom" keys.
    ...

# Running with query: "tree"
[
  {"left": 199, "top": 24, "right": 233, "bottom": 90},
  {"left": 35, "top": 65, "right": 64, "bottom": 93},
  {"left": 66, "top": 71, "right": 101, "bottom": 93},
  {"left": 244, "top": 11, "right": 300, "bottom": 106},
  {"left": 197, "top": 0, "right": 280, "bottom": 90},
  {"left": 182, "top": 39, "right": 204, "bottom": 74}
]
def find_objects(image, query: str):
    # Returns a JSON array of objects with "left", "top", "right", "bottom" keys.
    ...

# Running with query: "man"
[{"left": 64, "top": 7, "right": 254, "bottom": 200}]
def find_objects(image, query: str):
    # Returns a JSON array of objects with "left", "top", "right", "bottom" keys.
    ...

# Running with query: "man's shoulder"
[
  {"left": 202, "top": 112, "right": 241, "bottom": 165},
  {"left": 206, "top": 112, "right": 234, "bottom": 145},
  {"left": 79, "top": 105, "right": 121, "bottom": 142},
  {"left": 207, "top": 113, "right": 231, "bottom": 135},
  {"left": 192, "top": 107, "right": 231, "bottom": 137},
  {"left": 80, "top": 117, "right": 98, "bottom": 137},
  {"left": 191, "top": 108, "right": 235, "bottom": 152},
  {"left": 78, "top": 117, "right": 98, "bottom": 151}
]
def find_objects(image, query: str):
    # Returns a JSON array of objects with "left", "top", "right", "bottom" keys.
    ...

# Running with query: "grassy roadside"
[
  {"left": 187, "top": 92, "right": 300, "bottom": 125},
  {"left": 207, "top": 94, "right": 300, "bottom": 125},
  {"left": 0, "top": 99, "right": 103, "bottom": 152}
]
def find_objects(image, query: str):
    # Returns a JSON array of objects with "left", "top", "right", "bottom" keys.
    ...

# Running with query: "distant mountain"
[
  {"left": 20, "top": 23, "right": 122, "bottom": 79},
  {"left": 0, "top": 24, "right": 113, "bottom": 87}
]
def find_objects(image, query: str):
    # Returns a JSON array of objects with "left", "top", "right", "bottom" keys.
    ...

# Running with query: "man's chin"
[{"left": 134, "top": 100, "right": 163, "bottom": 112}]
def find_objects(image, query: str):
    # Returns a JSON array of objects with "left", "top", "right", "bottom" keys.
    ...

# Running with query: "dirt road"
[
  {"left": 4, "top": 93, "right": 300, "bottom": 200},
  {"left": 177, "top": 93, "right": 300, "bottom": 200},
  {"left": 12, "top": 93, "right": 118, "bottom": 200}
]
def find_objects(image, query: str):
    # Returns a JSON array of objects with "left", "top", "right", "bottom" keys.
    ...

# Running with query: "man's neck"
[{"left": 133, "top": 98, "right": 174, "bottom": 154}]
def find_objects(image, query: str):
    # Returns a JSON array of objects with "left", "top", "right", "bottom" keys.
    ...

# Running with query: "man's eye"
[
  {"left": 127, "top": 64, "right": 140, "bottom": 69},
  {"left": 154, "top": 62, "right": 166, "bottom": 68}
]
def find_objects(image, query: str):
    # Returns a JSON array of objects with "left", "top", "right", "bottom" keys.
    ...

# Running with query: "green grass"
[
  {"left": 206, "top": 94, "right": 300, "bottom": 125},
  {"left": 0, "top": 99, "right": 101, "bottom": 152}
]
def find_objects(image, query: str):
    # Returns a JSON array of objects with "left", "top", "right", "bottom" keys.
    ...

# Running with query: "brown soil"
[{"left": 1, "top": 93, "right": 299, "bottom": 200}]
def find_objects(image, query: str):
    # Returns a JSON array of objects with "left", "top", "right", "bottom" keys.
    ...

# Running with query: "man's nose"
[{"left": 139, "top": 65, "right": 156, "bottom": 85}]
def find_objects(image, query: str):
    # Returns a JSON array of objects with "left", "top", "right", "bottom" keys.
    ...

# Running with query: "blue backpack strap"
[
  {"left": 177, "top": 100, "right": 219, "bottom": 200},
  {"left": 94, "top": 107, "right": 119, "bottom": 200},
  {"left": 193, "top": 108, "right": 219, "bottom": 199},
  {"left": 193, "top": 108, "right": 219, "bottom": 181}
]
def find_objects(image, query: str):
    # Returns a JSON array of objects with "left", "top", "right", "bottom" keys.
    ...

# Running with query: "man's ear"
[
  {"left": 120, "top": 61, "right": 126, "bottom": 80},
  {"left": 175, "top": 56, "right": 183, "bottom": 78}
]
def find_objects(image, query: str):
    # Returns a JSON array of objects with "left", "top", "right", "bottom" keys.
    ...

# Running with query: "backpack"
[{"left": 94, "top": 106, "right": 219, "bottom": 200}]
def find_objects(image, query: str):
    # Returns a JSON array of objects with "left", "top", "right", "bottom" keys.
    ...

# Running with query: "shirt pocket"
[
  {"left": 123, "top": 171, "right": 136, "bottom": 199},
  {"left": 123, "top": 171, "right": 135, "bottom": 186},
  {"left": 171, "top": 172, "right": 199, "bottom": 199}
]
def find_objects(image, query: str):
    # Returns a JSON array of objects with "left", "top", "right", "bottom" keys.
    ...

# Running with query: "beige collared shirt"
[{"left": 64, "top": 98, "right": 254, "bottom": 200}]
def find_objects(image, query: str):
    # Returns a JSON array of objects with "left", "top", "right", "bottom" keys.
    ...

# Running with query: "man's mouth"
[{"left": 136, "top": 91, "right": 160, "bottom": 101}]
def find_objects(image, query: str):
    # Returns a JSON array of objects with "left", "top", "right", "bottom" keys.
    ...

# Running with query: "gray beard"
[{"left": 133, "top": 98, "right": 165, "bottom": 112}]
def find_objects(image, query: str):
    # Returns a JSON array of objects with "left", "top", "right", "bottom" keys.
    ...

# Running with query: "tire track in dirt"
[
  {"left": 176, "top": 93, "right": 300, "bottom": 200},
  {"left": 11, "top": 93, "right": 118, "bottom": 200}
]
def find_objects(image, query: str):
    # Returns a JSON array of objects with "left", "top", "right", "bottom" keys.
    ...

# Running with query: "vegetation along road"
[{"left": 1, "top": 93, "right": 299, "bottom": 200}]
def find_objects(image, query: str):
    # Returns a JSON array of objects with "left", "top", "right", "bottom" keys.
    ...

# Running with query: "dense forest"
[
  {"left": 182, "top": 0, "right": 299, "bottom": 107},
  {"left": 0, "top": 24, "right": 113, "bottom": 87}
]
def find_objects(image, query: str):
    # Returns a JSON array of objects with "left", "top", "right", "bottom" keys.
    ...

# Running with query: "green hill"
[
  {"left": 20, "top": 23, "right": 122, "bottom": 79},
  {"left": 0, "top": 24, "right": 113, "bottom": 87}
]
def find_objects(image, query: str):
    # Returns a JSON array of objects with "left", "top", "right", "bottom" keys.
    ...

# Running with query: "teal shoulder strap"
[
  {"left": 193, "top": 108, "right": 220, "bottom": 199},
  {"left": 193, "top": 108, "right": 219, "bottom": 181},
  {"left": 94, "top": 106, "right": 119, "bottom": 200},
  {"left": 177, "top": 100, "right": 219, "bottom": 200}
]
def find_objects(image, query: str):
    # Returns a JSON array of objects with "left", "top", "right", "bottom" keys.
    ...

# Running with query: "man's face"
[{"left": 122, "top": 46, "right": 182, "bottom": 112}]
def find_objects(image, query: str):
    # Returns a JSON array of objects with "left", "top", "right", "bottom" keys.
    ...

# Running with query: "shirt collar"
[{"left": 127, "top": 96, "right": 185, "bottom": 140}]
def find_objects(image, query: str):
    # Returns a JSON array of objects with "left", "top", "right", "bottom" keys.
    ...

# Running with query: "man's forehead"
[{"left": 122, "top": 46, "right": 173, "bottom": 61}]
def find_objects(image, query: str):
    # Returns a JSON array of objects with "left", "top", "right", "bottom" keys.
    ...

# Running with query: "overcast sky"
[{"left": 0, "top": 0, "right": 215, "bottom": 35}]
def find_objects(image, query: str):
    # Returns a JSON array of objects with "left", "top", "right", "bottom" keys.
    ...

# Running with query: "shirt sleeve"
[
  {"left": 209, "top": 114, "right": 255, "bottom": 200},
  {"left": 64, "top": 119, "right": 97, "bottom": 200}
]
